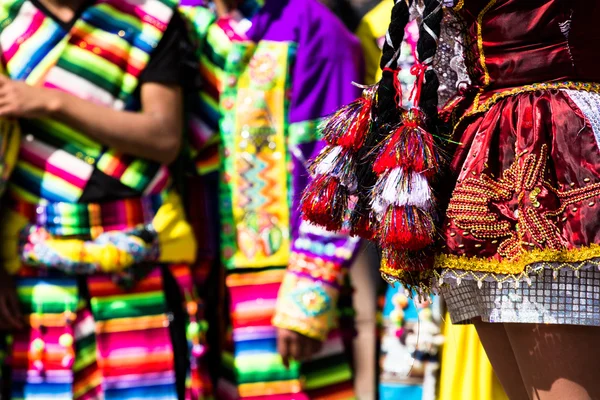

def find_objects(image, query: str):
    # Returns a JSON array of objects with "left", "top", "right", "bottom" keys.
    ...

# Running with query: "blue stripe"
[
  {"left": 105, "top": 383, "right": 178, "bottom": 400},
  {"left": 82, "top": 7, "right": 159, "bottom": 55},
  {"left": 234, "top": 337, "right": 277, "bottom": 356},
  {"left": 11, "top": 25, "right": 65, "bottom": 81}
]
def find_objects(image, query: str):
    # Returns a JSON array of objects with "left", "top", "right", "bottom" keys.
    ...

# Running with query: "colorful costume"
[
  {"left": 302, "top": 0, "right": 600, "bottom": 350},
  {"left": 181, "top": 0, "right": 363, "bottom": 398},
  {"left": 0, "top": 1, "right": 204, "bottom": 398},
  {"left": 436, "top": 0, "right": 600, "bottom": 326}
]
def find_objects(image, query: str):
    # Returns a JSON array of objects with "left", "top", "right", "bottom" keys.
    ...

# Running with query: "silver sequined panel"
[
  {"left": 441, "top": 266, "right": 600, "bottom": 326},
  {"left": 563, "top": 89, "right": 600, "bottom": 150},
  {"left": 434, "top": 9, "right": 470, "bottom": 106}
]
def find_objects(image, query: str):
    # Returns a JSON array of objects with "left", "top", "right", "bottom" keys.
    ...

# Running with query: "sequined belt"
[{"left": 9, "top": 191, "right": 169, "bottom": 238}]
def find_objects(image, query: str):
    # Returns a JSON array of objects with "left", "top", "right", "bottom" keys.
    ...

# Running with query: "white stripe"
[
  {"left": 123, "top": 0, "right": 173, "bottom": 24},
  {"left": 0, "top": 1, "right": 37, "bottom": 52},
  {"left": 143, "top": 166, "right": 169, "bottom": 195},
  {"left": 45, "top": 67, "right": 116, "bottom": 107},
  {"left": 23, "top": 137, "right": 94, "bottom": 181}
]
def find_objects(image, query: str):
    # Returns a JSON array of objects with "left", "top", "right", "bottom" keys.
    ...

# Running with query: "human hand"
[
  {"left": 0, "top": 267, "right": 24, "bottom": 331},
  {"left": 277, "top": 328, "right": 323, "bottom": 368},
  {"left": 0, "top": 75, "right": 57, "bottom": 119}
]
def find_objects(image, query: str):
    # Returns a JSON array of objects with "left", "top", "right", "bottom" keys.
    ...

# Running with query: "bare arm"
[{"left": 0, "top": 76, "right": 183, "bottom": 165}]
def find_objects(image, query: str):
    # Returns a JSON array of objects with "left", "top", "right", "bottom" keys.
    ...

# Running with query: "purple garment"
[
  {"left": 248, "top": 0, "right": 364, "bottom": 123},
  {"left": 179, "top": 0, "right": 204, "bottom": 6}
]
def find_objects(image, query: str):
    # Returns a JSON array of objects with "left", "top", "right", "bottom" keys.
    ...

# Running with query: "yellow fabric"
[
  {"left": 154, "top": 190, "right": 197, "bottom": 263},
  {"left": 355, "top": 0, "right": 393, "bottom": 85},
  {"left": 438, "top": 315, "right": 508, "bottom": 400}
]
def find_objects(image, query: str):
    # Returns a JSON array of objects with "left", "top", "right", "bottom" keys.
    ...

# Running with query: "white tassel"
[
  {"left": 313, "top": 145, "right": 342, "bottom": 176},
  {"left": 371, "top": 168, "right": 433, "bottom": 218}
]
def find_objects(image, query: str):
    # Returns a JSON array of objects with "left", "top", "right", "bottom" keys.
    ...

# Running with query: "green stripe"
[
  {"left": 73, "top": 335, "right": 97, "bottom": 372},
  {"left": 58, "top": 48, "right": 122, "bottom": 95},
  {"left": 234, "top": 353, "right": 300, "bottom": 384},
  {"left": 303, "top": 362, "right": 353, "bottom": 391},
  {"left": 90, "top": 291, "right": 167, "bottom": 320}
]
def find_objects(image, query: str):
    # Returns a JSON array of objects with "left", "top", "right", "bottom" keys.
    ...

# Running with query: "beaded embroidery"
[{"left": 441, "top": 144, "right": 600, "bottom": 279}]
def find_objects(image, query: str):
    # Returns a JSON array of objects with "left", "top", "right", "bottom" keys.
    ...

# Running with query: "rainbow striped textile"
[
  {"left": 1, "top": 0, "right": 174, "bottom": 203},
  {"left": 8, "top": 264, "right": 205, "bottom": 400},
  {"left": 217, "top": 269, "right": 356, "bottom": 400}
]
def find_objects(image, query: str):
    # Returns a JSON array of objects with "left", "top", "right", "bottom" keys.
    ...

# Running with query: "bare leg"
[
  {"left": 505, "top": 324, "right": 600, "bottom": 400},
  {"left": 349, "top": 243, "right": 380, "bottom": 400},
  {"left": 474, "top": 319, "right": 530, "bottom": 400}
]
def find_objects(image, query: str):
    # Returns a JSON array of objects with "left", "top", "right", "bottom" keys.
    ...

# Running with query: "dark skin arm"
[{"left": 0, "top": 75, "right": 183, "bottom": 165}]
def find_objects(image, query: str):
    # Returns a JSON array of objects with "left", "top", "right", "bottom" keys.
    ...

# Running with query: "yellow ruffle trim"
[{"left": 435, "top": 243, "right": 600, "bottom": 284}]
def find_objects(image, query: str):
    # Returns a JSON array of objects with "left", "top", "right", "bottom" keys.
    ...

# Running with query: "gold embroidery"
[
  {"left": 473, "top": 0, "right": 497, "bottom": 109},
  {"left": 453, "top": 0, "right": 465, "bottom": 11},
  {"left": 446, "top": 144, "right": 600, "bottom": 267}
]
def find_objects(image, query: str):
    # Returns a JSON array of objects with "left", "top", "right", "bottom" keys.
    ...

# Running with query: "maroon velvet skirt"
[{"left": 435, "top": 84, "right": 600, "bottom": 324}]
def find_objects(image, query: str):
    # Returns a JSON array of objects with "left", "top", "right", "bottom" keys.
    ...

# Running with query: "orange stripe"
[
  {"left": 73, "top": 369, "right": 103, "bottom": 397},
  {"left": 226, "top": 269, "right": 286, "bottom": 287},
  {"left": 95, "top": 315, "right": 168, "bottom": 333},
  {"left": 198, "top": 62, "right": 220, "bottom": 93},
  {"left": 238, "top": 380, "right": 302, "bottom": 397}
]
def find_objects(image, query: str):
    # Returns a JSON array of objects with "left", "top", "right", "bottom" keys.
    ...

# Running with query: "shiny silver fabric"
[{"left": 441, "top": 265, "right": 600, "bottom": 325}]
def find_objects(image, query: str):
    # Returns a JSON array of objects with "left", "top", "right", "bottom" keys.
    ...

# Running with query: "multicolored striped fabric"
[
  {"left": 0, "top": 1, "right": 206, "bottom": 399},
  {"left": 218, "top": 269, "right": 355, "bottom": 400},
  {"left": 179, "top": 5, "right": 225, "bottom": 175},
  {"left": 180, "top": 1, "right": 363, "bottom": 398},
  {"left": 9, "top": 189, "right": 168, "bottom": 238},
  {"left": 9, "top": 267, "right": 200, "bottom": 400},
  {"left": 1, "top": 0, "right": 174, "bottom": 204}
]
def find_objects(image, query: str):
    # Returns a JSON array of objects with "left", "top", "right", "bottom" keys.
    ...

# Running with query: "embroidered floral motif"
[
  {"left": 446, "top": 145, "right": 600, "bottom": 261},
  {"left": 290, "top": 286, "right": 331, "bottom": 318}
]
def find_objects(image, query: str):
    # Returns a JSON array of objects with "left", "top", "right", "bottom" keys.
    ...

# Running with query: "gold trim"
[
  {"left": 455, "top": 81, "right": 600, "bottom": 130},
  {"left": 435, "top": 243, "right": 600, "bottom": 276},
  {"left": 453, "top": 0, "right": 465, "bottom": 11},
  {"left": 473, "top": 0, "right": 497, "bottom": 109}
]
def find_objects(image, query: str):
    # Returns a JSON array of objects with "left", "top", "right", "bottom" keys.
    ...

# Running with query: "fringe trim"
[
  {"left": 435, "top": 243, "right": 600, "bottom": 276},
  {"left": 435, "top": 249, "right": 600, "bottom": 289}
]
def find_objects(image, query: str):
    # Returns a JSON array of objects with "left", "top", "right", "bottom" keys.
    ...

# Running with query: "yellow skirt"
[{"left": 438, "top": 316, "right": 508, "bottom": 400}]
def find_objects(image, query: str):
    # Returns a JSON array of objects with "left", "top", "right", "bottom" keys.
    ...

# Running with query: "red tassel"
[
  {"left": 321, "top": 92, "right": 373, "bottom": 149},
  {"left": 379, "top": 205, "right": 435, "bottom": 251},
  {"left": 373, "top": 122, "right": 439, "bottom": 176},
  {"left": 381, "top": 248, "right": 434, "bottom": 273},
  {"left": 350, "top": 209, "right": 376, "bottom": 240},
  {"left": 301, "top": 175, "right": 348, "bottom": 232},
  {"left": 336, "top": 98, "right": 371, "bottom": 149}
]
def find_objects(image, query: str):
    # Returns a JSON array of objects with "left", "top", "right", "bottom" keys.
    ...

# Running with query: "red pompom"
[
  {"left": 301, "top": 175, "right": 349, "bottom": 232},
  {"left": 378, "top": 205, "right": 435, "bottom": 251}
]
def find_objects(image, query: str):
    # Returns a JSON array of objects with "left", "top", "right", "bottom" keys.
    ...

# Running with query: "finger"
[
  {"left": 277, "top": 332, "right": 291, "bottom": 369},
  {"left": 289, "top": 334, "right": 301, "bottom": 362},
  {"left": 306, "top": 340, "right": 320, "bottom": 361}
]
